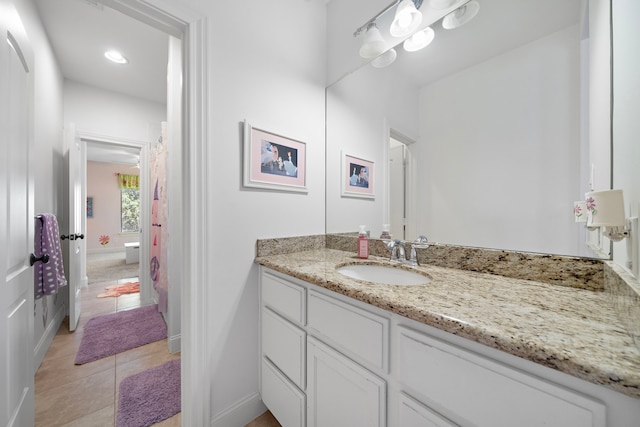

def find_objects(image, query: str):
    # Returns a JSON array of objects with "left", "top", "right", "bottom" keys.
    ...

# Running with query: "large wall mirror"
[{"left": 326, "top": 0, "right": 617, "bottom": 258}]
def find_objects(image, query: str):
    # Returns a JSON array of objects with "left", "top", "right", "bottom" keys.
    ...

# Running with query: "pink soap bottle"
[{"left": 357, "top": 225, "right": 369, "bottom": 259}]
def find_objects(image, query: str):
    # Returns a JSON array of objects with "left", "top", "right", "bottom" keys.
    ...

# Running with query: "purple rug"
[
  {"left": 117, "top": 359, "right": 181, "bottom": 427},
  {"left": 75, "top": 305, "right": 167, "bottom": 365}
]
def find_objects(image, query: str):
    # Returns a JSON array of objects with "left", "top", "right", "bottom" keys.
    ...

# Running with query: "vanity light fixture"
[
  {"left": 104, "top": 49, "right": 128, "bottom": 64},
  {"left": 423, "top": 0, "right": 458, "bottom": 10},
  {"left": 442, "top": 0, "right": 480, "bottom": 30},
  {"left": 585, "top": 189, "right": 629, "bottom": 241},
  {"left": 403, "top": 26, "right": 435, "bottom": 52},
  {"left": 390, "top": 0, "right": 423, "bottom": 37},
  {"left": 359, "top": 23, "right": 387, "bottom": 59},
  {"left": 371, "top": 48, "right": 398, "bottom": 68}
]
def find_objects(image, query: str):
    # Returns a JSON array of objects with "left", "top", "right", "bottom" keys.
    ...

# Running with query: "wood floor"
[{"left": 34, "top": 276, "right": 181, "bottom": 426}]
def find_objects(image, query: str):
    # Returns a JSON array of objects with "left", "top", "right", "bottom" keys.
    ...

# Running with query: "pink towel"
[{"left": 34, "top": 213, "right": 67, "bottom": 299}]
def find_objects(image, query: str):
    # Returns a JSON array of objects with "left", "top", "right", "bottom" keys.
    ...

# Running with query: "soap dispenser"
[{"left": 357, "top": 225, "right": 369, "bottom": 259}]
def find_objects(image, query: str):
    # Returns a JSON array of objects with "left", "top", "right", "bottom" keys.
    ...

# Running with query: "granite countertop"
[{"left": 255, "top": 248, "right": 640, "bottom": 399}]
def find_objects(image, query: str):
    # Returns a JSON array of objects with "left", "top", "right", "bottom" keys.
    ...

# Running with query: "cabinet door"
[{"left": 307, "top": 336, "right": 386, "bottom": 427}]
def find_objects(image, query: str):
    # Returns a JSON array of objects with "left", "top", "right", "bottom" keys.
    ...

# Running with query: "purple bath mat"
[
  {"left": 117, "top": 359, "right": 181, "bottom": 427},
  {"left": 75, "top": 304, "right": 167, "bottom": 365}
]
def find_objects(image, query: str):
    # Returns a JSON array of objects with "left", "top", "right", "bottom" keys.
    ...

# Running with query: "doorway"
[
  {"left": 388, "top": 131, "right": 415, "bottom": 241},
  {"left": 33, "top": 0, "right": 210, "bottom": 424},
  {"left": 83, "top": 138, "right": 148, "bottom": 300}
]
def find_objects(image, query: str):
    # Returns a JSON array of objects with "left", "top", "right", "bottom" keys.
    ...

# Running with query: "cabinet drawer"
[
  {"left": 397, "top": 327, "right": 606, "bottom": 427},
  {"left": 398, "top": 392, "right": 458, "bottom": 427},
  {"left": 308, "top": 290, "right": 388, "bottom": 372},
  {"left": 261, "top": 357, "right": 306, "bottom": 427},
  {"left": 261, "top": 270, "right": 306, "bottom": 325},
  {"left": 262, "top": 307, "right": 306, "bottom": 390}
]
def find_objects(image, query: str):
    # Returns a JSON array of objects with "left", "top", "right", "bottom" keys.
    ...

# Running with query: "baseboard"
[
  {"left": 211, "top": 392, "right": 266, "bottom": 427},
  {"left": 168, "top": 333, "right": 181, "bottom": 354},
  {"left": 33, "top": 304, "right": 66, "bottom": 370}
]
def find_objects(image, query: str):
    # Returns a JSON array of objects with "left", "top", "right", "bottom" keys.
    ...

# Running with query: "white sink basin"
[{"left": 336, "top": 264, "right": 430, "bottom": 286}]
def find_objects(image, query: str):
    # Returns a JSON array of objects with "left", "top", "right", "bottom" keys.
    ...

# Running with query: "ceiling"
[{"left": 34, "top": 0, "right": 169, "bottom": 165}]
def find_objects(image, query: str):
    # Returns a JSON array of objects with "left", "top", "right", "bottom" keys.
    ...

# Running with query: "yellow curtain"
[{"left": 118, "top": 174, "right": 139, "bottom": 189}]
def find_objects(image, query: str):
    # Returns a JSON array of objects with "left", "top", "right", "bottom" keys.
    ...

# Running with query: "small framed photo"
[
  {"left": 243, "top": 120, "right": 307, "bottom": 193},
  {"left": 87, "top": 197, "right": 94, "bottom": 217},
  {"left": 341, "top": 151, "right": 374, "bottom": 199}
]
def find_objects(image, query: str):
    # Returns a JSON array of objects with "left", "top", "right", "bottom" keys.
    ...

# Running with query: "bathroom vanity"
[{"left": 255, "top": 241, "right": 640, "bottom": 427}]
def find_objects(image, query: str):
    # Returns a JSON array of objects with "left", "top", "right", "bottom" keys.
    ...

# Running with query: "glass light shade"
[
  {"left": 390, "top": 0, "right": 423, "bottom": 37},
  {"left": 371, "top": 49, "right": 397, "bottom": 68},
  {"left": 585, "top": 189, "right": 626, "bottom": 227},
  {"left": 403, "top": 27, "right": 435, "bottom": 52},
  {"left": 442, "top": 0, "right": 480, "bottom": 29},
  {"left": 359, "top": 24, "right": 387, "bottom": 59}
]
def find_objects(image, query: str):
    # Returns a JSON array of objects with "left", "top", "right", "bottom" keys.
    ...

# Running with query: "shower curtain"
[{"left": 150, "top": 122, "right": 169, "bottom": 312}]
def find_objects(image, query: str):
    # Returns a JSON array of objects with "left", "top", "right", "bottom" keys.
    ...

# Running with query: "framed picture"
[
  {"left": 243, "top": 120, "right": 307, "bottom": 193},
  {"left": 87, "top": 197, "right": 94, "bottom": 217},
  {"left": 341, "top": 151, "right": 374, "bottom": 199}
]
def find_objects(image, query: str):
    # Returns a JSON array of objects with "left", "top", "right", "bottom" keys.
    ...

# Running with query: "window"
[{"left": 121, "top": 188, "right": 140, "bottom": 232}]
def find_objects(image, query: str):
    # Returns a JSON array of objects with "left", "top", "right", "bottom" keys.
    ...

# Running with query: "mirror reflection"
[{"left": 326, "top": 0, "right": 609, "bottom": 258}]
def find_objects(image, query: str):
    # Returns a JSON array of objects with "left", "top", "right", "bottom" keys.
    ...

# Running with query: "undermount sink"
[{"left": 336, "top": 264, "right": 431, "bottom": 286}]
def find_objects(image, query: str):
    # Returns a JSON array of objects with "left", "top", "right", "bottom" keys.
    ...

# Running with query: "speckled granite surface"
[
  {"left": 255, "top": 243, "right": 640, "bottom": 399},
  {"left": 326, "top": 234, "right": 605, "bottom": 291}
]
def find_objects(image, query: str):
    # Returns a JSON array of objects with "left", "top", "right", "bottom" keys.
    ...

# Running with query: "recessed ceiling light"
[{"left": 104, "top": 50, "right": 128, "bottom": 64}]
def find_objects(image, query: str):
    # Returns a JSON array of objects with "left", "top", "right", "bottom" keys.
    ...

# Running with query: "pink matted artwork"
[
  {"left": 341, "top": 152, "right": 374, "bottom": 199},
  {"left": 243, "top": 120, "right": 307, "bottom": 193}
]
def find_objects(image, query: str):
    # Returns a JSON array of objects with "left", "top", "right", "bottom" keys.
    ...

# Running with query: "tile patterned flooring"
[{"left": 34, "top": 277, "right": 181, "bottom": 426}]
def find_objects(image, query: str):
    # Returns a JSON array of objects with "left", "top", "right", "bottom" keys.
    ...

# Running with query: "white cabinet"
[
  {"left": 258, "top": 267, "right": 620, "bottom": 427},
  {"left": 259, "top": 269, "right": 386, "bottom": 427},
  {"left": 307, "top": 336, "right": 386, "bottom": 427},
  {"left": 260, "top": 271, "right": 307, "bottom": 427}
]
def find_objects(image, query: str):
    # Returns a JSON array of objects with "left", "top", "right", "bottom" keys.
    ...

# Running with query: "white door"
[
  {"left": 65, "top": 125, "right": 84, "bottom": 332},
  {"left": 0, "top": 2, "right": 35, "bottom": 425}
]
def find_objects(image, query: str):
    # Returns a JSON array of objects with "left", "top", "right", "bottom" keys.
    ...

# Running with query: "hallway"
[{"left": 34, "top": 278, "right": 180, "bottom": 426}]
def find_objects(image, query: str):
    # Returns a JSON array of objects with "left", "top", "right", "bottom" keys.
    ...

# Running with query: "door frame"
[{"left": 98, "top": 1, "right": 210, "bottom": 424}]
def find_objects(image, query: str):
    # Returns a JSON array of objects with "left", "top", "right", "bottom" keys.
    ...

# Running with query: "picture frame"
[
  {"left": 341, "top": 151, "right": 374, "bottom": 199},
  {"left": 243, "top": 120, "right": 307, "bottom": 193},
  {"left": 87, "top": 196, "right": 93, "bottom": 217}
]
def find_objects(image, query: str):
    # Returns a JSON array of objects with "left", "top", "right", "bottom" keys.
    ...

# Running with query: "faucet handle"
[{"left": 412, "top": 235, "right": 429, "bottom": 248}]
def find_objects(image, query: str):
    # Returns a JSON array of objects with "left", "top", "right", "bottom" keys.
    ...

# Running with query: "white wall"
[
  {"left": 178, "top": 0, "right": 327, "bottom": 423},
  {"left": 63, "top": 80, "right": 165, "bottom": 141},
  {"left": 15, "top": 0, "right": 67, "bottom": 369},
  {"left": 416, "top": 26, "right": 582, "bottom": 255},
  {"left": 326, "top": 64, "right": 418, "bottom": 236},
  {"left": 85, "top": 161, "right": 140, "bottom": 252},
  {"left": 612, "top": 0, "right": 640, "bottom": 272}
]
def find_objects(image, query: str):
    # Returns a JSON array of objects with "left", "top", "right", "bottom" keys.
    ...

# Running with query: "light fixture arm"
[{"left": 353, "top": 0, "right": 424, "bottom": 37}]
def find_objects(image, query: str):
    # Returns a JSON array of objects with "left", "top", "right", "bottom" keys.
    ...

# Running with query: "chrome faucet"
[{"left": 387, "top": 240, "right": 407, "bottom": 263}]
